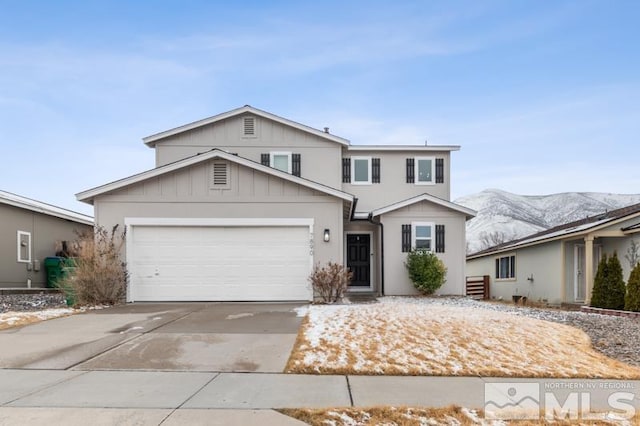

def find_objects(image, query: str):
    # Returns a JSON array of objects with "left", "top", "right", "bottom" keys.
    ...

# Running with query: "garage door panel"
[{"left": 129, "top": 225, "right": 311, "bottom": 301}]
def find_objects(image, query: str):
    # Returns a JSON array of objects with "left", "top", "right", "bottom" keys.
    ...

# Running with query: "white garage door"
[{"left": 128, "top": 225, "right": 312, "bottom": 301}]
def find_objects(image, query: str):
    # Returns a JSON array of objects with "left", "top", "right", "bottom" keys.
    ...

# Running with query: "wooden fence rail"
[{"left": 466, "top": 275, "right": 490, "bottom": 300}]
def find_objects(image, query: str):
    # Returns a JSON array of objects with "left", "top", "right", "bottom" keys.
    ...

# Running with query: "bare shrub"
[
  {"left": 309, "top": 262, "right": 352, "bottom": 304},
  {"left": 60, "top": 225, "right": 128, "bottom": 306}
]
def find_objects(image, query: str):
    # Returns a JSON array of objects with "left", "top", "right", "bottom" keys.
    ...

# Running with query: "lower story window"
[
  {"left": 495, "top": 255, "right": 516, "bottom": 279},
  {"left": 412, "top": 222, "right": 433, "bottom": 251}
]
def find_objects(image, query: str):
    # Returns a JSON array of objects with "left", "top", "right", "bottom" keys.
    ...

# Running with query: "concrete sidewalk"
[{"left": 0, "top": 370, "right": 638, "bottom": 425}]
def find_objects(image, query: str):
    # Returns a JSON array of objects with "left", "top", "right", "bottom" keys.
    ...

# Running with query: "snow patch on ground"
[
  {"left": 0, "top": 308, "right": 74, "bottom": 327},
  {"left": 287, "top": 297, "right": 640, "bottom": 378},
  {"left": 225, "top": 312, "right": 254, "bottom": 320}
]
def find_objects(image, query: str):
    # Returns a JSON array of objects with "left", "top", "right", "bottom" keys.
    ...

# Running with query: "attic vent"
[
  {"left": 243, "top": 116, "right": 255, "bottom": 136},
  {"left": 211, "top": 162, "right": 229, "bottom": 188}
]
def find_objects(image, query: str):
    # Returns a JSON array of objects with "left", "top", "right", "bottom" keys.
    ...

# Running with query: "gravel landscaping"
[
  {"left": 404, "top": 296, "right": 640, "bottom": 367},
  {"left": 0, "top": 292, "right": 67, "bottom": 313}
]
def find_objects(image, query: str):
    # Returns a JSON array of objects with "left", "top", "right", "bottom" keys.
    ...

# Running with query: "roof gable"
[
  {"left": 0, "top": 191, "right": 93, "bottom": 225},
  {"left": 76, "top": 149, "right": 355, "bottom": 208},
  {"left": 371, "top": 193, "right": 476, "bottom": 219},
  {"left": 143, "top": 105, "right": 350, "bottom": 147}
]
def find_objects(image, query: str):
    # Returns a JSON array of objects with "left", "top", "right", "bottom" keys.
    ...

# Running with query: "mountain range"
[{"left": 454, "top": 189, "right": 640, "bottom": 254}]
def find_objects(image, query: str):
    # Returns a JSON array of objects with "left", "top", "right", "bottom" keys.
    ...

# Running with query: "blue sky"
[{"left": 1, "top": 1, "right": 638, "bottom": 215}]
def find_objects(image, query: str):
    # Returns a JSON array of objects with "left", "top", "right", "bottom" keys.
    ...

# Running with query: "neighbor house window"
[
  {"left": 351, "top": 157, "right": 371, "bottom": 184},
  {"left": 495, "top": 255, "right": 516, "bottom": 280},
  {"left": 415, "top": 157, "right": 435, "bottom": 184},
  {"left": 17, "top": 230, "right": 31, "bottom": 263},
  {"left": 412, "top": 222, "right": 434, "bottom": 251},
  {"left": 270, "top": 152, "right": 292, "bottom": 173}
]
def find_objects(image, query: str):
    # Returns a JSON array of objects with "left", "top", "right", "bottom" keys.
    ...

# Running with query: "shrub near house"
[
  {"left": 625, "top": 263, "right": 640, "bottom": 312},
  {"left": 590, "top": 252, "right": 626, "bottom": 310}
]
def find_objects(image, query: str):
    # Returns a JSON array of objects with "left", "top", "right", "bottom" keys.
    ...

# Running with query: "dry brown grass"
[
  {"left": 0, "top": 310, "right": 74, "bottom": 330},
  {"left": 279, "top": 406, "right": 640, "bottom": 425},
  {"left": 285, "top": 304, "right": 640, "bottom": 378}
]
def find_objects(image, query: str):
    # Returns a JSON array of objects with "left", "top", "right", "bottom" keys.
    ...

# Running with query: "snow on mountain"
[{"left": 455, "top": 189, "right": 640, "bottom": 254}]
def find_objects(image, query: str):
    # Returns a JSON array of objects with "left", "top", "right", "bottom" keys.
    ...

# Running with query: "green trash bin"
[
  {"left": 44, "top": 256, "right": 76, "bottom": 306},
  {"left": 44, "top": 256, "right": 65, "bottom": 288}
]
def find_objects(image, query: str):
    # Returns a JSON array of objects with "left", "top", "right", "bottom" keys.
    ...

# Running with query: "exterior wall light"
[{"left": 323, "top": 229, "right": 330, "bottom": 242}]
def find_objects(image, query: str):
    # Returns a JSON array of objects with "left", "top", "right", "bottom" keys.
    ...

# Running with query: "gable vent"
[
  {"left": 243, "top": 116, "right": 255, "bottom": 136},
  {"left": 212, "top": 162, "right": 228, "bottom": 186}
]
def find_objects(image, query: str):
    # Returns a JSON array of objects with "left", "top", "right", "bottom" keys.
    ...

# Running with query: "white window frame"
[
  {"left": 270, "top": 152, "right": 292, "bottom": 174},
  {"left": 411, "top": 222, "right": 434, "bottom": 252},
  {"left": 495, "top": 254, "right": 516, "bottom": 281},
  {"left": 351, "top": 156, "right": 372, "bottom": 185},
  {"left": 415, "top": 156, "right": 435, "bottom": 185},
  {"left": 17, "top": 230, "right": 31, "bottom": 263}
]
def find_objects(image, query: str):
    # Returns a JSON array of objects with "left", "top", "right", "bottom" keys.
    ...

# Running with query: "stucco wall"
[
  {"left": 0, "top": 204, "right": 92, "bottom": 288},
  {"left": 467, "top": 242, "right": 564, "bottom": 304},
  {"left": 379, "top": 201, "right": 467, "bottom": 296}
]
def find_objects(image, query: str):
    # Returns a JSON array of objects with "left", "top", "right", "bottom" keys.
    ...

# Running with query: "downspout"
[{"left": 368, "top": 214, "right": 384, "bottom": 296}]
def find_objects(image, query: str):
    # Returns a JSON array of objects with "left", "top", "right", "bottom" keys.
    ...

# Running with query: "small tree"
[
  {"left": 59, "top": 225, "right": 128, "bottom": 306},
  {"left": 590, "top": 252, "right": 626, "bottom": 310},
  {"left": 608, "top": 252, "right": 627, "bottom": 310},
  {"left": 309, "top": 262, "right": 352, "bottom": 304},
  {"left": 625, "top": 262, "right": 640, "bottom": 312},
  {"left": 590, "top": 254, "right": 609, "bottom": 308},
  {"left": 405, "top": 250, "right": 447, "bottom": 295}
]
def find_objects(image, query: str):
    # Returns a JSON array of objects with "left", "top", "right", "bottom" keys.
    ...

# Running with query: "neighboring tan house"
[
  {"left": 0, "top": 191, "right": 94, "bottom": 289},
  {"left": 466, "top": 203, "right": 640, "bottom": 305},
  {"left": 77, "top": 105, "right": 475, "bottom": 302}
]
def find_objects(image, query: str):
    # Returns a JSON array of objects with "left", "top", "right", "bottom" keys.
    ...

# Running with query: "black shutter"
[
  {"left": 261, "top": 153, "right": 270, "bottom": 166},
  {"left": 495, "top": 259, "right": 500, "bottom": 279},
  {"left": 406, "top": 158, "right": 415, "bottom": 183},
  {"left": 436, "top": 158, "right": 444, "bottom": 183},
  {"left": 401, "top": 224, "right": 411, "bottom": 252},
  {"left": 372, "top": 158, "right": 380, "bottom": 183},
  {"left": 435, "top": 224, "right": 445, "bottom": 253},
  {"left": 342, "top": 158, "right": 351, "bottom": 183},
  {"left": 292, "top": 153, "right": 301, "bottom": 177}
]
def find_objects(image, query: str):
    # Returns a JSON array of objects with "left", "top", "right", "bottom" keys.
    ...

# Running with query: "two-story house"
[{"left": 77, "top": 106, "right": 475, "bottom": 302}]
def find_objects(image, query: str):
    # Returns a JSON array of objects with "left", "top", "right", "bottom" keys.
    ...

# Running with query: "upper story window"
[
  {"left": 416, "top": 157, "right": 434, "bottom": 185},
  {"left": 261, "top": 152, "right": 301, "bottom": 176},
  {"left": 270, "top": 152, "right": 292, "bottom": 173},
  {"left": 495, "top": 255, "right": 516, "bottom": 280},
  {"left": 406, "top": 157, "right": 444, "bottom": 184},
  {"left": 352, "top": 157, "right": 371, "bottom": 185},
  {"left": 343, "top": 157, "right": 380, "bottom": 184}
]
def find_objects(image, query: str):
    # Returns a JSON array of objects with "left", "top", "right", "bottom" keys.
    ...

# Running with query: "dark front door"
[{"left": 347, "top": 234, "right": 371, "bottom": 287}]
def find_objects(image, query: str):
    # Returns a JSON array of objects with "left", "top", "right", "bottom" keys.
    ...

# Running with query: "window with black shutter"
[
  {"left": 435, "top": 224, "right": 445, "bottom": 253},
  {"left": 342, "top": 158, "right": 351, "bottom": 183},
  {"left": 292, "top": 153, "right": 301, "bottom": 177},
  {"left": 436, "top": 158, "right": 444, "bottom": 183},
  {"left": 372, "top": 158, "right": 380, "bottom": 183},
  {"left": 406, "top": 158, "right": 415, "bottom": 183},
  {"left": 260, "top": 153, "right": 270, "bottom": 166},
  {"left": 401, "top": 224, "right": 411, "bottom": 252}
]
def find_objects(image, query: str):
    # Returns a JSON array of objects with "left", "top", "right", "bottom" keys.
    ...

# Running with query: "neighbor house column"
[{"left": 584, "top": 235, "right": 594, "bottom": 304}]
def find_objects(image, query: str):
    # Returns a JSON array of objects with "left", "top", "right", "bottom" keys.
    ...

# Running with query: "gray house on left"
[{"left": 0, "top": 191, "right": 94, "bottom": 289}]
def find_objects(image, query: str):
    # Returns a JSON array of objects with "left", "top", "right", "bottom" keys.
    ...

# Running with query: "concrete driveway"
[{"left": 0, "top": 303, "right": 306, "bottom": 372}]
